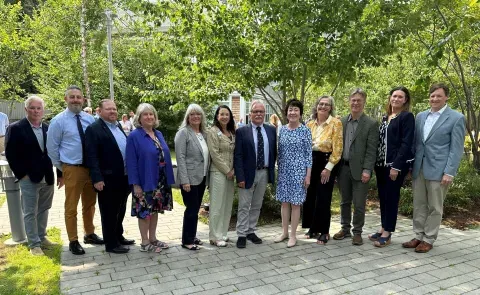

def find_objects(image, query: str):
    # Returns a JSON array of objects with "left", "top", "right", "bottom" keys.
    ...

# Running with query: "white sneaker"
[{"left": 30, "top": 247, "right": 45, "bottom": 256}]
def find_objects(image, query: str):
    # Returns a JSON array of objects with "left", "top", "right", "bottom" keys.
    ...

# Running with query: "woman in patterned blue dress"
[{"left": 274, "top": 99, "right": 312, "bottom": 248}]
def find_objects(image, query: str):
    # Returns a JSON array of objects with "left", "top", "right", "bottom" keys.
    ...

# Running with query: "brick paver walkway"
[{"left": 1, "top": 185, "right": 480, "bottom": 295}]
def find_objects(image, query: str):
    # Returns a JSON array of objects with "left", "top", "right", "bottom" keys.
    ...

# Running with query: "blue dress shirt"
[
  {"left": 0, "top": 112, "right": 9, "bottom": 136},
  {"left": 251, "top": 123, "right": 269, "bottom": 167},
  {"left": 47, "top": 109, "right": 95, "bottom": 170},
  {"left": 101, "top": 119, "right": 127, "bottom": 168}
]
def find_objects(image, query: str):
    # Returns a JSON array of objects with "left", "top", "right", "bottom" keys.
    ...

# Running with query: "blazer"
[
  {"left": 341, "top": 113, "right": 379, "bottom": 181},
  {"left": 126, "top": 128, "right": 175, "bottom": 191},
  {"left": 412, "top": 106, "right": 466, "bottom": 181},
  {"left": 234, "top": 123, "right": 277, "bottom": 189},
  {"left": 206, "top": 126, "right": 235, "bottom": 175},
  {"left": 175, "top": 126, "right": 210, "bottom": 186},
  {"left": 85, "top": 119, "right": 127, "bottom": 186},
  {"left": 5, "top": 118, "right": 57, "bottom": 185},
  {"left": 380, "top": 111, "right": 415, "bottom": 171}
]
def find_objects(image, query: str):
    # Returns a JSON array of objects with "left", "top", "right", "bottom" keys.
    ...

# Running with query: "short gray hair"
[
  {"left": 349, "top": 88, "right": 367, "bottom": 101},
  {"left": 312, "top": 95, "right": 336, "bottom": 118},
  {"left": 250, "top": 100, "right": 265, "bottom": 112},
  {"left": 179, "top": 104, "right": 207, "bottom": 133},
  {"left": 133, "top": 103, "right": 160, "bottom": 128},
  {"left": 65, "top": 85, "right": 82, "bottom": 97},
  {"left": 25, "top": 95, "right": 45, "bottom": 109}
]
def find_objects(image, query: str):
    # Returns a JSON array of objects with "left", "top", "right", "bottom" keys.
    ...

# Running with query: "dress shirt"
[
  {"left": 424, "top": 104, "right": 448, "bottom": 141},
  {"left": 102, "top": 119, "right": 127, "bottom": 168},
  {"left": 342, "top": 114, "right": 359, "bottom": 161},
  {"left": 27, "top": 118, "right": 44, "bottom": 152},
  {"left": 0, "top": 112, "right": 9, "bottom": 136},
  {"left": 47, "top": 109, "right": 95, "bottom": 170},
  {"left": 251, "top": 123, "right": 269, "bottom": 167}
]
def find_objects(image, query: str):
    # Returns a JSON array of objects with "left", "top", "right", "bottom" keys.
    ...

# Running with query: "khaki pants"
[
  {"left": 0, "top": 136, "right": 5, "bottom": 153},
  {"left": 208, "top": 171, "right": 234, "bottom": 241},
  {"left": 236, "top": 170, "right": 267, "bottom": 237},
  {"left": 412, "top": 170, "right": 448, "bottom": 245},
  {"left": 63, "top": 164, "right": 97, "bottom": 242}
]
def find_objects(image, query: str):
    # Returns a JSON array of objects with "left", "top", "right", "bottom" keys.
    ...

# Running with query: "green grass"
[
  {"left": 0, "top": 193, "right": 6, "bottom": 207},
  {"left": 0, "top": 227, "right": 63, "bottom": 295},
  {"left": 170, "top": 151, "right": 176, "bottom": 162}
]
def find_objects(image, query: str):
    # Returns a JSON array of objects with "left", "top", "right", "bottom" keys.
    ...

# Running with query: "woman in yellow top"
[
  {"left": 303, "top": 96, "right": 343, "bottom": 245},
  {"left": 206, "top": 105, "right": 236, "bottom": 247}
]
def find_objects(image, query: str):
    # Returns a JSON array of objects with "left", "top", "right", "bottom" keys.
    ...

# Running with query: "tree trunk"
[{"left": 80, "top": 0, "right": 91, "bottom": 106}]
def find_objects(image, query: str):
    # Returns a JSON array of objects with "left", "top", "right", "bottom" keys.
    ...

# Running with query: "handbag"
[{"left": 171, "top": 164, "right": 180, "bottom": 188}]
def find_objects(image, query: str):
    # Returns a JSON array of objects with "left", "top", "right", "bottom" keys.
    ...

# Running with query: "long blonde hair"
[{"left": 269, "top": 114, "right": 280, "bottom": 127}]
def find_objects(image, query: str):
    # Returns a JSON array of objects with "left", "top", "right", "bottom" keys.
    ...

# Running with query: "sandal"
[
  {"left": 151, "top": 240, "right": 169, "bottom": 249},
  {"left": 139, "top": 243, "right": 162, "bottom": 253},
  {"left": 374, "top": 234, "right": 391, "bottom": 248},
  {"left": 304, "top": 231, "right": 318, "bottom": 239},
  {"left": 316, "top": 234, "right": 330, "bottom": 245},
  {"left": 193, "top": 238, "right": 203, "bottom": 245},
  {"left": 368, "top": 232, "right": 383, "bottom": 241},
  {"left": 181, "top": 244, "right": 200, "bottom": 251}
]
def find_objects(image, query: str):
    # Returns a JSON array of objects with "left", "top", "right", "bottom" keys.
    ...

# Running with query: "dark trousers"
[
  {"left": 98, "top": 175, "right": 130, "bottom": 250},
  {"left": 302, "top": 151, "right": 337, "bottom": 234},
  {"left": 375, "top": 166, "right": 407, "bottom": 232},
  {"left": 181, "top": 177, "right": 206, "bottom": 245}
]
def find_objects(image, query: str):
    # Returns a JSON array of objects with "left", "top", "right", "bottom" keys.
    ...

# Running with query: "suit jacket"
[
  {"left": 234, "top": 123, "right": 277, "bottom": 189},
  {"left": 382, "top": 111, "right": 415, "bottom": 171},
  {"left": 85, "top": 119, "right": 127, "bottom": 186},
  {"left": 5, "top": 118, "right": 57, "bottom": 185},
  {"left": 126, "top": 127, "right": 175, "bottom": 192},
  {"left": 412, "top": 106, "right": 466, "bottom": 181},
  {"left": 206, "top": 126, "right": 235, "bottom": 175},
  {"left": 174, "top": 126, "right": 210, "bottom": 186},
  {"left": 341, "top": 113, "right": 379, "bottom": 181}
]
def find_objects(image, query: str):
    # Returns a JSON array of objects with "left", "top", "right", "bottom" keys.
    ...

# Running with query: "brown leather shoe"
[
  {"left": 352, "top": 234, "right": 363, "bottom": 245},
  {"left": 402, "top": 238, "right": 422, "bottom": 248},
  {"left": 333, "top": 230, "right": 352, "bottom": 240},
  {"left": 415, "top": 241, "right": 433, "bottom": 253}
]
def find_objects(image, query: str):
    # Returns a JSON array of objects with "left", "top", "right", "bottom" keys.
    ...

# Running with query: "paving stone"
[
  {"left": 142, "top": 278, "right": 193, "bottom": 294},
  {"left": 172, "top": 285, "right": 204, "bottom": 295},
  {"left": 354, "top": 282, "right": 405, "bottom": 295},
  {"left": 193, "top": 285, "right": 238, "bottom": 295},
  {"left": 62, "top": 274, "right": 112, "bottom": 289},
  {"left": 235, "top": 279, "right": 265, "bottom": 290},
  {"left": 81, "top": 286, "right": 121, "bottom": 295},
  {"left": 111, "top": 267, "right": 147, "bottom": 280},
  {"left": 274, "top": 277, "right": 311, "bottom": 292},
  {"left": 280, "top": 287, "right": 311, "bottom": 295},
  {"left": 100, "top": 278, "right": 133, "bottom": 289},
  {"left": 230, "top": 284, "right": 280, "bottom": 295},
  {"left": 190, "top": 270, "right": 237, "bottom": 285}
]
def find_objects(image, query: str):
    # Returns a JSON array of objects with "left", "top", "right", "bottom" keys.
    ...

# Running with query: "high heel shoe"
[{"left": 374, "top": 234, "right": 392, "bottom": 248}]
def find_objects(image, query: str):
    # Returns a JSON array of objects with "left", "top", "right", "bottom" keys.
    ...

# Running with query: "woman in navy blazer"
[
  {"left": 370, "top": 86, "right": 415, "bottom": 247},
  {"left": 126, "top": 103, "right": 175, "bottom": 253}
]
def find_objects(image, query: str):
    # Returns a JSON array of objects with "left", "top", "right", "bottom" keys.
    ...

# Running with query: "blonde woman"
[{"left": 207, "top": 105, "right": 236, "bottom": 247}]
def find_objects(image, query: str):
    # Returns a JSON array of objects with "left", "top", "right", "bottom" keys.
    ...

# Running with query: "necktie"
[
  {"left": 75, "top": 114, "right": 86, "bottom": 164},
  {"left": 256, "top": 126, "right": 265, "bottom": 169}
]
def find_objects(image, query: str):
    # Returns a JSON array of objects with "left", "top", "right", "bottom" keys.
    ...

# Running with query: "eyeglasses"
[{"left": 318, "top": 103, "right": 331, "bottom": 108}]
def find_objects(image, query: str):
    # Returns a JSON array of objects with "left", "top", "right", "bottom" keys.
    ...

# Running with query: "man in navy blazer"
[
  {"left": 85, "top": 99, "right": 135, "bottom": 254},
  {"left": 5, "top": 96, "right": 62, "bottom": 255},
  {"left": 234, "top": 100, "right": 277, "bottom": 248},
  {"left": 403, "top": 83, "right": 466, "bottom": 253}
]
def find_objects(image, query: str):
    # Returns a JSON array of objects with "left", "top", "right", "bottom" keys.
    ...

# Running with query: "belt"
[
  {"left": 64, "top": 163, "right": 85, "bottom": 167},
  {"left": 256, "top": 166, "right": 269, "bottom": 170}
]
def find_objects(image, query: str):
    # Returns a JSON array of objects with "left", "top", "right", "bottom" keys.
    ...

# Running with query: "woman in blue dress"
[{"left": 274, "top": 99, "right": 312, "bottom": 248}]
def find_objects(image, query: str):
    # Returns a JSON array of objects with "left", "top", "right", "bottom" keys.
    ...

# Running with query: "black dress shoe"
[
  {"left": 119, "top": 237, "right": 135, "bottom": 245},
  {"left": 69, "top": 240, "right": 85, "bottom": 255},
  {"left": 246, "top": 233, "right": 263, "bottom": 244},
  {"left": 106, "top": 245, "right": 130, "bottom": 254},
  {"left": 236, "top": 237, "right": 246, "bottom": 248},
  {"left": 84, "top": 233, "right": 105, "bottom": 245}
]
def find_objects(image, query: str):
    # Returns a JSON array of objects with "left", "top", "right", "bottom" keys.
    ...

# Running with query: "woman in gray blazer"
[
  {"left": 175, "top": 104, "right": 210, "bottom": 250},
  {"left": 206, "top": 105, "right": 236, "bottom": 247}
]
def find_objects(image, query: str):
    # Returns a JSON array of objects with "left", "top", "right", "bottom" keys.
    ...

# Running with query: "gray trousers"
[
  {"left": 19, "top": 177, "right": 54, "bottom": 248},
  {"left": 338, "top": 165, "right": 369, "bottom": 235},
  {"left": 236, "top": 170, "right": 267, "bottom": 237},
  {"left": 412, "top": 170, "right": 448, "bottom": 245},
  {"left": 209, "top": 171, "right": 234, "bottom": 241}
]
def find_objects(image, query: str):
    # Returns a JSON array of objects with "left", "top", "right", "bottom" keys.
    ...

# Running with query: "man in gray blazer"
[
  {"left": 333, "top": 88, "right": 379, "bottom": 245},
  {"left": 403, "top": 83, "right": 466, "bottom": 253}
]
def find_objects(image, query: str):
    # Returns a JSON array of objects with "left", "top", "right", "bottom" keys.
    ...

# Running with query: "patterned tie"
[
  {"left": 75, "top": 114, "right": 86, "bottom": 165},
  {"left": 256, "top": 126, "right": 265, "bottom": 169}
]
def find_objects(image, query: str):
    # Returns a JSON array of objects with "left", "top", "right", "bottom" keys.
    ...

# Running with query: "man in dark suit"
[
  {"left": 333, "top": 88, "right": 379, "bottom": 245},
  {"left": 5, "top": 96, "right": 62, "bottom": 256},
  {"left": 85, "top": 99, "right": 135, "bottom": 254},
  {"left": 234, "top": 100, "right": 277, "bottom": 248}
]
